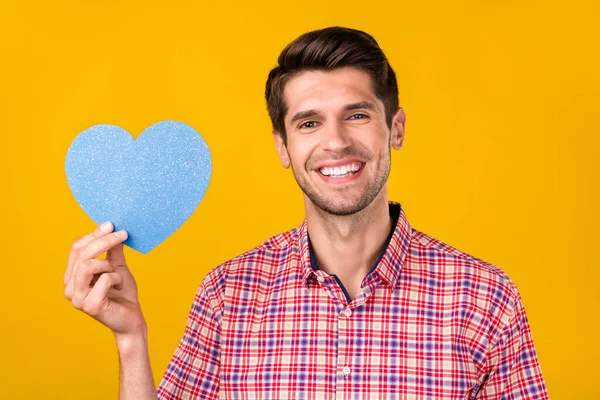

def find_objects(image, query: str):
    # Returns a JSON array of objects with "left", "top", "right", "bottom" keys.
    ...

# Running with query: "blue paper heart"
[{"left": 65, "top": 121, "right": 212, "bottom": 254}]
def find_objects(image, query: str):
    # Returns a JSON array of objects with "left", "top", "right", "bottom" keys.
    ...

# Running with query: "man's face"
[{"left": 273, "top": 67, "right": 405, "bottom": 216}]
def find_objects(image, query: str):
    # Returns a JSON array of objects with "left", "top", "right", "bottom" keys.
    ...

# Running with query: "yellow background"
[{"left": 1, "top": 0, "right": 598, "bottom": 398}]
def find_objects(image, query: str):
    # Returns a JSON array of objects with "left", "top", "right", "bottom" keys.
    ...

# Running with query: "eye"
[
  {"left": 299, "top": 121, "right": 320, "bottom": 129},
  {"left": 348, "top": 113, "right": 369, "bottom": 120}
]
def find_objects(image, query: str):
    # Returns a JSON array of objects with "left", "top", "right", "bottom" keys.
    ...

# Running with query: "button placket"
[{"left": 336, "top": 302, "right": 349, "bottom": 398}]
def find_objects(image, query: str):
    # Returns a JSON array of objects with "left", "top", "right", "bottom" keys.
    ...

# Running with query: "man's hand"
[
  {"left": 64, "top": 222, "right": 146, "bottom": 339},
  {"left": 64, "top": 222, "right": 158, "bottom": 399}
]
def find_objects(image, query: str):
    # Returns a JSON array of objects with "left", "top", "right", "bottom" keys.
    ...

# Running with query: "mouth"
[{"left": 316, "top": 161, "right": 365, "bottom": 183}]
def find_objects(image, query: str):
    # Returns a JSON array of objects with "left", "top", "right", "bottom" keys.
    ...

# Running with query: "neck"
[{"left": 305, "top": 189, "right": 392, "bottom": 300}]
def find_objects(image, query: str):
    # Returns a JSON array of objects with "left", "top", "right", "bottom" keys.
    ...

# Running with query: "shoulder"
[
  {"left": 407, "top": 228, "right": 528, "bottom": 358},
  {"left": 217, "top": 224, "right": 300, "bottom": 274},
  {"left": 408, "top": 228, "right": 522, "bottom": 330},
  {"left": 410, "top": 228, "right": 519, "bottom": 296},
  {"left": 198, "top": 225, "right": 302, "bottom": 301}
]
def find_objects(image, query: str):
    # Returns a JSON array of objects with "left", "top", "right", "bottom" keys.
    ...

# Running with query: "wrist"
[{"left": 115, "top": 326, "right": 149, "bottom": 359}]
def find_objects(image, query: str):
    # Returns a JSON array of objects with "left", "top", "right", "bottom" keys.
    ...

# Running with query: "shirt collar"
[{"left": 299, "top": 201, "right": 412, "bottom": 292}]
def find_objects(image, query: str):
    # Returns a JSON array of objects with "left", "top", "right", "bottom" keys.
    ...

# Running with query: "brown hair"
[{"left": 265, "top": 26, "right": 399, "bottom": 144}]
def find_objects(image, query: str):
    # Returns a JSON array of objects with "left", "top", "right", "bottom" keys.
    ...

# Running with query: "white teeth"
[{"left": 319, "top": 162, "right": 362, "bottom": 177}]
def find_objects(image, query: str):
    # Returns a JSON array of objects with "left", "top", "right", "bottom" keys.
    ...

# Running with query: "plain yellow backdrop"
[{"left": 1, "top": 0, "right": 598, "bottom": 398}]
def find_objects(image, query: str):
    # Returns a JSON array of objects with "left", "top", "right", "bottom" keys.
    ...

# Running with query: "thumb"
[{"left": 106, "top": 242, "right": 127, "bottom": 266}]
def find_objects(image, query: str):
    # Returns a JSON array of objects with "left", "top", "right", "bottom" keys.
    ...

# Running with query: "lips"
[
  {"left": 315, "top": 161, "right": 365, "bottom": 183},
  {"left": 318, "top": 161, "right": 363, "bottom": 178}
]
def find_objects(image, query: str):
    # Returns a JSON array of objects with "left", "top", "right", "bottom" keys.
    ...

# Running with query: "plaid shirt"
[{"left": 157, "top": 202, "right": 549, "bottom": 399}]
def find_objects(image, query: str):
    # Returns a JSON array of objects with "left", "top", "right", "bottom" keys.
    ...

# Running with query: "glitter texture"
[{"left": 65, "top": 120, "right": 212, "bottom": 254}]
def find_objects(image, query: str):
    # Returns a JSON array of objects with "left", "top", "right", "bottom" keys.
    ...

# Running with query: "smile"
[{"left": 318, "top": 162, "right": 364, "bottom": 179}]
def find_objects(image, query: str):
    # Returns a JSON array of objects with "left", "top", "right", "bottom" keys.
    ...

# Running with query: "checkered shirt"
[{"left": 157, "top": 202, "right": 549, "bottom": 399}]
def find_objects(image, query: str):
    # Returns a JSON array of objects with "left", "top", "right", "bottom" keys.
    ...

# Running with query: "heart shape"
[{"left": 65, "top": 121, "right": 212, "bottom": 254}]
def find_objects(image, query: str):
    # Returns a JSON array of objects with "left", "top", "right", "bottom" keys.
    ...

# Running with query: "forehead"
[{"left": 283, "top": 67, "right": 381, "bottom": 121}]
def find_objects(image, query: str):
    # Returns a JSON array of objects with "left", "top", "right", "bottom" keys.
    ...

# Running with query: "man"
[{"left": 64, "top": 27, "right": 549, "bottom": 399}]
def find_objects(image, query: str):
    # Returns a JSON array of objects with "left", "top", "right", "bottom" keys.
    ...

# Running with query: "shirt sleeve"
[
  {"left": 476, "top": 290, "right": 549, "bottom": 399},
  {"left": 156, "top": 275, "right": 222, "bottom": 400}
]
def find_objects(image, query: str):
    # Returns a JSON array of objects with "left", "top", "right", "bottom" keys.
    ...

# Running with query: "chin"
[{"left": 309, "top": 194, "right": 375, "bottom": 216}]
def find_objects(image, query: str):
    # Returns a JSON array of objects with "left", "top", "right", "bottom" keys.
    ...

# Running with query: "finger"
[
  {"left": 68, "top": 259, "right": 114, "bottom": 306},
  {"left": 79, "top": 230, "right": 128, "bottom": 261},
  {"left": 64, "top": 221, "right": 114, "bottom": 285},
  {"left": 80, "top": 272, "right": 124, "bottom": 317},
  {"left": 65, "top": 222, "right": 114, "bottom": 284},
  {"left": 106, "top": 242, "right": 126, "bottom": 266}
]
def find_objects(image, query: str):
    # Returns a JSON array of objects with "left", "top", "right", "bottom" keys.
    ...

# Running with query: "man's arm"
[{"left": 477, "top": 291, "right": 549, "bottom": 399}]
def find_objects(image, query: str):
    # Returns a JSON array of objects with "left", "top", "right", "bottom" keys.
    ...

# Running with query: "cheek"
[
  {"left": 288, "top": 141, "right": 317, "bottom": 170},
  {"left": 373, "top": 132, "right": 391, "bottom": 154},
  {"left": 365, "top": 137, "right": 390, "bottom": 167}
]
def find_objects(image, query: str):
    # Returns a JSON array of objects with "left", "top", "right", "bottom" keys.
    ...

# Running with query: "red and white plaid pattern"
[{"left": 157, "top": 202, "right": 548, "bottom": 399}]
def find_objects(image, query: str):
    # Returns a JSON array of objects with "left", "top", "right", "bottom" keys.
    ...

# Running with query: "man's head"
[{"left": 265, "top": 27, "right": 406, "bottom": 216}]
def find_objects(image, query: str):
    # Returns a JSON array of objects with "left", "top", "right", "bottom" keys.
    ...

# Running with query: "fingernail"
[
  {"left": 99, "top": 222, "right": 112, "bottom": 233},
  {"left": 114, "top": 230, "right": 128, "bottom": 240}
]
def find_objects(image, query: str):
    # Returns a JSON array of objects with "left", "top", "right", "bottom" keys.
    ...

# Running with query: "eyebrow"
[{"left": 289, "top": 101, "right": 377, "bottom": 125}]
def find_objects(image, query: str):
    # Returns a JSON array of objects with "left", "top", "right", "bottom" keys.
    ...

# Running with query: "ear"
[
  {"left": 390, "top": 107, "right": 406, "bottom": 151},
  {"left": 272, "top": 129, "right": 291, "bottom": 169}
]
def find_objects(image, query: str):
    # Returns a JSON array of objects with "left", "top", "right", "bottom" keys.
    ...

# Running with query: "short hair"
[{"left": 265, "top": 26, "right": 399, "bottom": 144}]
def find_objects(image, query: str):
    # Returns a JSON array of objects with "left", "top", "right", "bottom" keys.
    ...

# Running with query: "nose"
[{"left": 320, "top": 120, "right": 352, "bottom": 153}]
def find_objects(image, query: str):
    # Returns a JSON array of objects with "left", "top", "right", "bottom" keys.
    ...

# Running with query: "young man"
[{"left": 64, "top": 27, "right": 549, "bottom": 399}]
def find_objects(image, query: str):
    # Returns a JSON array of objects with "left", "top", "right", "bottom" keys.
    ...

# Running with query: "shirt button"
[
  {"left": 343, "top": 308, "right": 352, "bottom": 317},
  {"left": 316, "top": 276, "right": 325, "bottom": 283},
  {"left": 342, "top": 366, "right": 351, "bottom": 376}
]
